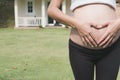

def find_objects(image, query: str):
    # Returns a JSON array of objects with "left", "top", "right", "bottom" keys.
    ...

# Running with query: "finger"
[
  {"left": 78, "top": 31, "right": 87, "bottom": 46},
  {"left": 83, "top": 36, "right": 94, "bottom": 47},
  {"left": 86, "top": 35, "right": 97, "bottom": 47},
  {"left": 89, "top": 33, "right": 98, "bottom": 47},
  {"left": 102, "top": 36, "right": 114, "bottom": 48},
  {"left": 101, "top": 22, "right": 109, "bottom": 28},
  {"left": 98, "top": 32, "right": 110, "bottom": 44},
  {"left": 81, "top": 37, "right": 87, "bottom": 46},
  {"left": 108, "top": 36, "right": 116, "bottom": 47},
  {"left": 99, "top": 34, "right": 112, "bottom": 47},
  {"left": 83, "top": 36, "right": 89, "bottom": 47},
  {"left": 102, "top": 34, "right": 116, "bottom": 48}
]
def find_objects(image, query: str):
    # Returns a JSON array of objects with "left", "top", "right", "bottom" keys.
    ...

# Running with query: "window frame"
[{"left": 25, "top": 0, "right": 35, "bottom": 16}]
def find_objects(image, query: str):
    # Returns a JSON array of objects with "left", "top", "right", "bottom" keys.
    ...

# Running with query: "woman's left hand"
[{"left": 98, "top": 19, "right": 120, "bottom": 48}]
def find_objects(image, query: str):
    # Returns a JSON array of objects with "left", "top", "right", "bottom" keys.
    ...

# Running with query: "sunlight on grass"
[
  {"left": 0, "top": 28, "right": 120, "bottom": 80},
  {"left": 0, "top": 28, "right": 74, "bottom": 80},
  {"left": 117, "top": 67, "right": 120, "bottom": 80}
]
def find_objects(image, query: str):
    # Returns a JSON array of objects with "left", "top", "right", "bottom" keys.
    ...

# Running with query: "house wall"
[
  {"left": 17, "top": 0, "right": 72, "bottom": 17},
  {"left": 34, "top": 0, "right": 42, "bottom": 17},
  {"left": 16, "top": 0, "right": 73, "bottom": 27},
  {"left": 17, "top": 0, "right": 25, "bottom": 17},
  {"left": 17, "top": 0, "right": 42, "bottom": 17}
]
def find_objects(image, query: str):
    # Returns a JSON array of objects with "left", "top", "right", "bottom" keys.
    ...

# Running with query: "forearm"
[{"left": 47, "top": 6, "right": 79, "bottom": 28}]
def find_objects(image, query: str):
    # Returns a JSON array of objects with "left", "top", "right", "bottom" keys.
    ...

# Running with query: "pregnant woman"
[{"left": 48, "top": 0, "right": 120, "bottom": 80}]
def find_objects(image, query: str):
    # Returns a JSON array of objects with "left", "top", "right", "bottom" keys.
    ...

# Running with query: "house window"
[
  {"left": 26, "top": 0, "right": 35, "bottom": 15},
  {"left": 28, "top": 1, "right": 33, "bottom": 13}
]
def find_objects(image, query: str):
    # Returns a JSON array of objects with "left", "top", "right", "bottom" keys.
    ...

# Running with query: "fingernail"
[
  {"left": 103, "top": 46, "right": 105, "bottom": 48},
  {"left": 91, "top": 45, "right": 93, "bottom": 47}
]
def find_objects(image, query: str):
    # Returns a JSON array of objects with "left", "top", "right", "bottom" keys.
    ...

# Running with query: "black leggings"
[{"left": 69, "top": 38, "right": 120, "bottom": 80}]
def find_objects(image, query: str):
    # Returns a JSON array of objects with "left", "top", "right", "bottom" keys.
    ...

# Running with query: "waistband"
[{"left": 69, "top": 37, "right": 120, "bottom": 54}]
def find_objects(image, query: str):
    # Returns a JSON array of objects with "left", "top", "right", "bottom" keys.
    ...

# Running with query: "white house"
[{"left": 14, "top": 0, "right": 72, "bottom": 28}]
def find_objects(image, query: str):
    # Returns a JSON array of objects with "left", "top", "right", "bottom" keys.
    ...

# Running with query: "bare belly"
[{"left": 70, "top": 4, "right": 120, "bottom": 49}]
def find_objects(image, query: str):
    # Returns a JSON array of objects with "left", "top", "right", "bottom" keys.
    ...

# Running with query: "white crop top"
[{"left": 70, "top": 0, "right": 116, "bottom": 11}]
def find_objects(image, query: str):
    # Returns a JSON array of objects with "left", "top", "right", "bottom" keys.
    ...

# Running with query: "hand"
[
  {"left": 75, "top": 22, "right": 98, "bottom": 47},
  {"left": 98, "top": 19, "right": 120, "bottom": 48}
]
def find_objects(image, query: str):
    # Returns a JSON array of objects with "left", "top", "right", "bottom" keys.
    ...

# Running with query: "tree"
[{"left": 0, "top": 0, "right": 14, "bottom": 28}]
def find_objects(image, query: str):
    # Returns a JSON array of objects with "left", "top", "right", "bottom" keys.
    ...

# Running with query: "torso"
[{"left": 70, "top": 3, "right": 120, "bottom": 49}]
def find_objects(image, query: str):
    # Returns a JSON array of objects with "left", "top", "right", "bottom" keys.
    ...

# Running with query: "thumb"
[
  {"left": 101, "top": 20, "right": 114, "bottom": 27},
  {"left": 101, "top": 22, "right": 110, "bottom": 28},
  {"left": 95, "top": 22, "right": 110, "bottom": 29}
]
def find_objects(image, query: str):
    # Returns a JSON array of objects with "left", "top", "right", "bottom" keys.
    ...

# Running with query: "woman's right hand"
[{"left": 75, "top": 22, "right": 98, "bottom": 47}]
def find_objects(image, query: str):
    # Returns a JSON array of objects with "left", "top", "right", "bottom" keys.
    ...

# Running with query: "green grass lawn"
[
  {"left": 0, "top": 28, "right": 120, "bottom": 80},
  {"left": 0, "top": 28, "right": 74, "bottom": 80}
]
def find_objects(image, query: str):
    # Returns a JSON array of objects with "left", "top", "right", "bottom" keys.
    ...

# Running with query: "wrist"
[{"left": 71, "top": 18, "right": 83, "bottom": 29}]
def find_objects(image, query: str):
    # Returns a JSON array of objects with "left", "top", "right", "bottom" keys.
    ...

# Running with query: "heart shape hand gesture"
[{"left": 75, "top": 19, "right": 120, "bottom": 48}]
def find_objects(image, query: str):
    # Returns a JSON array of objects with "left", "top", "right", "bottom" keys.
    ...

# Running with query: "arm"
[
  {"left": 47, "top": 0, "right": 97, "bottom": 47},
  {"left": 47, "top": 0, "right": 78, "bottom": 28}
]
